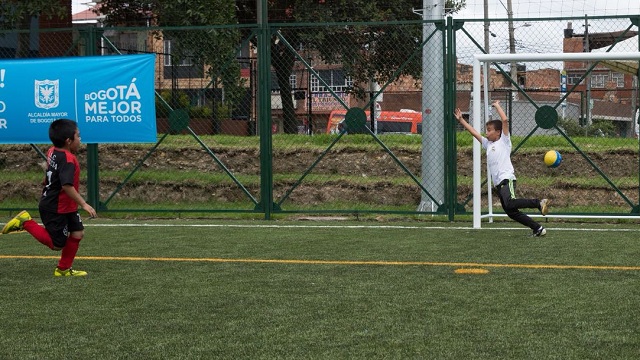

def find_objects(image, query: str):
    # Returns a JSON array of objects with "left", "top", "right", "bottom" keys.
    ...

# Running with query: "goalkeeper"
[{"left": 455, "top": 100, "right": 549, "bottom": 236}]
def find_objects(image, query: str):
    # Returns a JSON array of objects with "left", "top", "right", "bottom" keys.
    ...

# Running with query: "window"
[
  {"left": 590, "top": 74, "right": 608, "bottom": 88},
  {"left": 183, "top": 89, "right": 209, "bottom": 107},
  {"left": 311, "top": 70, "right": 353, "bottom": 93},
  {"left": 611, "top": 72, "right": 624, "bottom": 88},
  {"left": 104, "top": 32, "right": 145, "bottom": 55},
  {"left": 290, "top": 74, "right": 297, "bottom": 89},
  {"left": 270, "top": 73, "right": 297, "bottom": 92},
  {"left": 237, "top": 42, "right": 251, "bottom": 69},
  {"left": 163, "top": 39, "right": 194, "bottom": 67},
  {"left": 162, "top": 39, "right": 203, "bottom": 79},
  {"left": 567, "top": 73, "right": 583, "bottom": 86}
]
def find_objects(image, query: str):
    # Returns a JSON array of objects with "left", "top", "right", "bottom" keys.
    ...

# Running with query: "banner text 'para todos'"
[{"left": 0, "top": 54, "right": 156, "bottom": 144}]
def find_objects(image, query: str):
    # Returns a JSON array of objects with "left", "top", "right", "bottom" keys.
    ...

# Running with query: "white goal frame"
[{"left": 472, "top": 52, "right": 640, "bottom": 228}]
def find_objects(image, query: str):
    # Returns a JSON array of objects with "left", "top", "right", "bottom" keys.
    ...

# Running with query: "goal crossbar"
[{"left": 471, "top": 52, "right": 640, "bottom": 228}]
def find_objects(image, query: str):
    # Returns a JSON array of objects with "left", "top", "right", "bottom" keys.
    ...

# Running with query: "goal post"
[{"left": 471, "top": 52, "right": 640, "bottom": 228}]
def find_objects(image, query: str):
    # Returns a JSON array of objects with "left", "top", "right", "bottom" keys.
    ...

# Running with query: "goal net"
[{"left": 471, "top": 52, "right": 640, "bottom": 228}]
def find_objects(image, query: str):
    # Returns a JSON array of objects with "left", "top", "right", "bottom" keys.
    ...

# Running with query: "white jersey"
[{"left": 482, "top": 133, "right": 515, "bottom": 185}]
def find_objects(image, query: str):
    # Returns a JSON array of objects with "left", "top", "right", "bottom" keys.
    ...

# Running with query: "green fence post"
[
  {"left": 445, "top": 16, "right": 455, "bottom": 221},
  {"left": 448, "top": 17, "right": 465, "bottom": 220},
  {"left": 636, "top": 15, "right": 640, "bottom": 214},
  {"left": 82, "top": 27, "right": 101, "bottom": 209},
  {"left": 257, "top": 0, "right": 274, "bottom": 219}
]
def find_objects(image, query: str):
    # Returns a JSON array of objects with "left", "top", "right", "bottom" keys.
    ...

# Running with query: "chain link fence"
[
  {"left": 455, "top": 16, "right": 639, "bottom": 216},
  {"left": 1, "top": 14, "right": 638, "bottom": 218}
]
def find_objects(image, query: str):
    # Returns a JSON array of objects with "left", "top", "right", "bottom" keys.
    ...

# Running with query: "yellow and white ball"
[{"left": 544, "top": 150, "right": 562, "bottom": 168}]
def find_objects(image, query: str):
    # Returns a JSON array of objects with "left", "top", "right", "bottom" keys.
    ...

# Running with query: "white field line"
[
  {"left": 4, "top": 223, "right": 640, "bottom": 270},
  {"left": 84, "top": 223, "right": 640, "bottom": 232}
]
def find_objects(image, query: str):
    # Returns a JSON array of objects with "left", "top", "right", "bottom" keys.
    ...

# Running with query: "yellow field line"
[{"left": 1, "top": 255, "right": 639, "bottom": 271}]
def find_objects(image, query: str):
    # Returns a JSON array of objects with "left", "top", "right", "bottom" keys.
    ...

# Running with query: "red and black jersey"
[{"left": 39, "top": 147, "right": 80, "bottom": 214}]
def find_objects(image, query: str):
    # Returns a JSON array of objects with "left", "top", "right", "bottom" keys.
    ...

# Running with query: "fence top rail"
[
  {"left": 474, "top": 52, "right": 640, "bottom": 63},
  {"left": 456, "top": 13, "right": 639, "bottom": 23}
]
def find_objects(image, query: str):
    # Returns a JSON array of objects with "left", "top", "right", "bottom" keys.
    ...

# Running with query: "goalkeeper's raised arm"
[{"left": 454, "top": 108, "right": 482, "bottom": 143}]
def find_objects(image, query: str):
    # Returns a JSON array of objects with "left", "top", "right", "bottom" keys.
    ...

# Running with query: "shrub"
[
  {"left": 557, "top": 117, "right": 617, "bottom": 137},
  {"left": 189, "top": 106, "right": 213, "bottom": 119}
]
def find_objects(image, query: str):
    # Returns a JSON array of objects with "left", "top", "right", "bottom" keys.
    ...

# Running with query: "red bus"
[{"left": 326, "top": 109, "right": 422, "bottom": 134}]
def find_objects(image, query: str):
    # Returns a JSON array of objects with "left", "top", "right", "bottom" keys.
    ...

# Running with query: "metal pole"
[
  {"left": 584, "top": 14, "right": 592, "bottom": 128},
  {"left": 636, "top": 21, "right": 639, "bottom": 214},
  {"left": 473, "top": 57, "right": 482, "bottom": 228},
  {"left": 418, "top": 0, "right": 445, "bottom": 213},
  {"left": 482, "top": 0, "right": 491, "bottom": 115},
  {"left": 84, "top": 27, "right": 100, "bottom": 209},
  {"left": 476, "top": 52, "right": 640, "bottom": 63},
  {"left": 507, "top": 0, "right": 517, "bottom": 100},
  {"left": 561, "top": 70, "right": 567, "bottom": 119},
  {"left": 370, "top": 87, "right": 375, "bottom": 133},
  {"left": 257, "top": 0, "right": 273, "bottom": 219},
  {"left": 483, "top": 0, "right": 490, "bottom": 54},
  {"left": 307, "top": 58, "right": 312, "bottom": 135}
]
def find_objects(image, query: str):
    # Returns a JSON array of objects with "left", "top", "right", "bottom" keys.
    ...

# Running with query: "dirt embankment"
[{"left": 1, "top": 145, "right": 637, "bottom": 208}]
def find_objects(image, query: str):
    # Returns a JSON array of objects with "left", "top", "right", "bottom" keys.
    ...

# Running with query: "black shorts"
[{"left": 39, "top": 210, "right": 84, "bottom": 248}]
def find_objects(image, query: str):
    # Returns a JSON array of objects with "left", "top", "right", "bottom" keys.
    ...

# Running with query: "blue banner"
[{"left": 0, "top": 54, "right": 157, "bottom": 144}]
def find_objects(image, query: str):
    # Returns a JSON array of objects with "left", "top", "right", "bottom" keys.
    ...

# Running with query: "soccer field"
[{"left": 1, "top": 220, "right": 639, "bottom": 359}]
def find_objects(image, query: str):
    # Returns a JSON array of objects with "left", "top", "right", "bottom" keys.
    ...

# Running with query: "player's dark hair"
[
  {"left": 486, "top": 119, "right": 502, "bottom": 131},
  {"left": 49, "top": 119, "right": 78, "bottom": 148}
]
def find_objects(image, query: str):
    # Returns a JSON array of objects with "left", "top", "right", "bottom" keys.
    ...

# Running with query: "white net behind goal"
[{"left": 471, "top": 52, "right": 640, "bottom": 228}]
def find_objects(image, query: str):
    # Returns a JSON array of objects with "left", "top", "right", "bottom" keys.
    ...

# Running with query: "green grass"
[
  {"left": 1, "top": 220, "right": 639, "bottom": 359},
  {"left": 5, "top": 169, "right": 637, "bottom": 191},
  {"left": 203, "top": 132, "right": 640, "bottom": 153},
  {"left": 4, "top": 132, "right": 638, "bottom": 152}
]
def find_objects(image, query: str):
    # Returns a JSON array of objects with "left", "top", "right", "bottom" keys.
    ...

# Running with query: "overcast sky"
[
  {"left": 457, "top": 0, "right": 639, "bottom": 19},
  {"left": 72, "top": 0, "right": 91, "bottom": 14},
  {"left": 71, "top": 0, "right": 638, "bottom": 66},
  {"left": 72, "top": 0, "right": 640, "bottom": 16},
  {"left": 452, "top": 0, "right": 639, "bottom": 67}
]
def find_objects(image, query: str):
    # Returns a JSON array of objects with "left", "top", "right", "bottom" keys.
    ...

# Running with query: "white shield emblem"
[{"left": 35, "top": 79, "right": 59, "bottom": 109}]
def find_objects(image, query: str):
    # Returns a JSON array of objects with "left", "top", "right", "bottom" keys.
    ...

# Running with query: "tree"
[
  {"left": 97, "top": 0, "right": 465, "bottom": 134},
  {"left": 237, "top": 0, "right": 466, "bottom": 133},
  {"left": 95, "top": 1, "right": 152, "bottom": 27},
  {"left": 151, "top": 0, "right": 245, "bottom": 130},
  {"left": 97, "top": 0, "right": 245, "bottom": 132},
  {"left": 0, "top": 0, "right": 69, "bottom": 58}
]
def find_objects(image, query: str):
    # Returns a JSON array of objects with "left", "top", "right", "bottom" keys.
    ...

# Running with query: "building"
[
  {"left": 563, "top": 21, "right": 638, "bottom": 137},
  {"left": 0, "top": 0, "right": 72, "bottom": 58}
]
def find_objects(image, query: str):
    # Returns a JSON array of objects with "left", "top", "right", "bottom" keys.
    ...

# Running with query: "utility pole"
[
  {"left": 483, "top": 0, "right": 492, "bottom": 121},
  {"left": 584, "top": 14, "right": 592, "bottom": 128},
  {"left": 418, "top": 0, "right": 445, "bottom": 213},
  {"left": 507, "top": 0, "right": 517, "bottom": 100},
  {"left": 483, "top": 0, "right": 490, "bottom": 54}
]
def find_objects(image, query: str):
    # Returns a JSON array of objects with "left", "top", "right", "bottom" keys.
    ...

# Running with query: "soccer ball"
[{"left": 544, "top": 150, "right": 562, "bottom": 168}]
